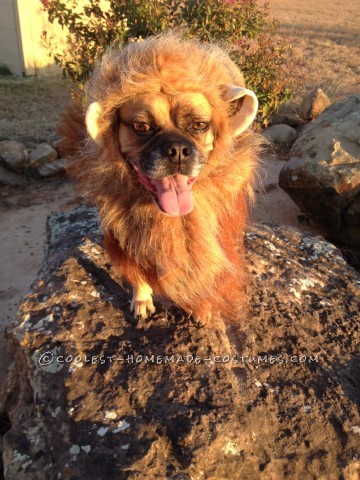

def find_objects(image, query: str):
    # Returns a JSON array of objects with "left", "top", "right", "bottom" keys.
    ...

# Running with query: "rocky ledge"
[
  {"left": 1, "top": 206, "right": 359, "bottom": 479},
  {"left": 279, "top": 95, "right": 360, "bottom": 249}
]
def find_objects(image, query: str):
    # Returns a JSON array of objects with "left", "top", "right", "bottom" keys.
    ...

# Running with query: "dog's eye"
[
  {"left": 132, "top": 122, "right": 152, "bottom": 132},
  {"left": 192, "top": 122, "right": 210, "bottom": 131}
]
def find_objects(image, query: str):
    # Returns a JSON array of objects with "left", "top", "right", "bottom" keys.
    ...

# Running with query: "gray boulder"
[
  {"left": 299, "top": 88, "right": 331, "bottom": 120},
  {"left": 0, "top": 140, "right": 28, "bottom": 172},
  {"left": 279, "top": 95, "right": 360, "bottom": 247},
  {"left": 2, "top": 206, "right": 359, "bottom": 479},
  {"left": 263, "top": 124, "right": 297, "bottom": 145},
  {"left": 27, "top": 143, "right": 58, "bottom": 168}
]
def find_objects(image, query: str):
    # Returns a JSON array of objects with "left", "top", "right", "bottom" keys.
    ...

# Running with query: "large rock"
[
  {"left": 0, "top": 141, "right": 28, "bottom": 172},
  {"left": 27, "top": 143, "right": 58, "bottom": 168},
  {"left": 2, "top": 206, "right": 359, "bottom": 479},
  {"left": 263, "top": 124, "right": 297, "bottom": 145},
  {"left": 279, "top": 95, "right": 360, "bottom": 247},
  {"left": 299, "top": 88, "right": 331, "bottom": 120}
]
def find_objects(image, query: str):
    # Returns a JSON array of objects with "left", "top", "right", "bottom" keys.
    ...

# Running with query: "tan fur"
[{"left": 59, "top": 32, "right": 262, "bottom": 323}]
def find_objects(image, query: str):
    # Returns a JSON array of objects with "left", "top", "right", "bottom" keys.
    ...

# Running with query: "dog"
[{"left": 60, "top": 32, "right": 261, "bottom": 324}]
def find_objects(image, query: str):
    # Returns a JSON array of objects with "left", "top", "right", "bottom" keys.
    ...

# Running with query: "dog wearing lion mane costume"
[{"left": 59, "top": 32, "right": 261, "bottom": 324}]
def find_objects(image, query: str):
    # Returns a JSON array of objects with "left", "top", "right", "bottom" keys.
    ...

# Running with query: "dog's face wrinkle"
[
  {"left": 119, "top": 92, "right": 214, "bottom": 139},
  {"left": 120, "top": 126, "right": 209, "bottom": 180},
  {"left": 117, "top": 92, "right": 217, "bottom": 204},
  {"left": 171, "top": 104, "right": 212, "bottom": 133},
  {"left": 120, "top": 116, "right": 212, "bottom": 145}
]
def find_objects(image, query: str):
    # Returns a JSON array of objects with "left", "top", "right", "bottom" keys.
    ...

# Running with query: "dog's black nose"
[
  {"left": 168, "top": 145, "right": 191, "bottom": 160},
  {"left": 167, "top": 144, "right": 192, "bottom": 162},
  {"left": 162, "top": 138, "right": 194, "bottom": 165}
]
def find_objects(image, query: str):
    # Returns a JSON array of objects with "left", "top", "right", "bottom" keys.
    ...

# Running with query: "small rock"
[
  {"left": 37, "top": 159, "right": 66, "bottom": 177},
  {"left": 299, "top": 88, "right": 331, "bottom": 120},
  {"left": 28, "top": 143, "right": 58, "bottom": 168},
  {"left": 270, "top": 112, "right": 305, "bottom": 127},
  {"left": 47, "top": 132, "right": 63, "bottom": 152},
  {"left": 263, "top": 124, "right": 297, "bottom": 145},
  {"left": 0, "top": 164, "right": 26, "bottom": 186},
  {"left": 0, "top": 140, "right": 28, "bottom": 172}
]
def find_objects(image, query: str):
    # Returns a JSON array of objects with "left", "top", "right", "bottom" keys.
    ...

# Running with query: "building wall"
[
  {"left": 0, "top": 0, "right": 24, "bottom": 76},
  {"left": 0, "top": 0, "right": 66, "bottom": 76},
  {"left": 17, "top": 0, "right": 65, "bottom": 76},
  {"left": 0, "top": 0, "right": 109, "bottom": 77}
]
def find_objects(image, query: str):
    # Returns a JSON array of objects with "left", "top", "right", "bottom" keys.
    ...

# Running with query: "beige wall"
[
  {"left": 0, "top": 0, "right": 24, "bottom": 76},
  {"left": 17, "top": 0, "right": 66, "bottom": 76},
  {"left": 0, "top": 0, "right": 110, "bottom": 77},
  {"left": 0, "top": 0, "right": 66, "bottom": 76}
]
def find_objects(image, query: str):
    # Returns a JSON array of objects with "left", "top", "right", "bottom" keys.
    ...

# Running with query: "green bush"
[{"left": 41, "top": 0, "right": 296, "bottom": 124}]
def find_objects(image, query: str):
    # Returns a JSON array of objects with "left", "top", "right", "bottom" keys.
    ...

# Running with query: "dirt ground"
[{"left": 0, "top": 179, "right": 81, "bottom": 386}]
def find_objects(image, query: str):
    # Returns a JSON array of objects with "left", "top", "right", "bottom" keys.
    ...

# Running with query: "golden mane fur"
[{"left": 59, "top": 32, "right": 262, "bottom": 322}]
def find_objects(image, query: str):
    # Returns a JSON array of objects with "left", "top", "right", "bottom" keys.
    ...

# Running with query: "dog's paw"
[
  {"left": 192, "top": 311, "right": 212, "bottom": 324},
  {"left": 191, "top": 308, "right": 222, "bottom": 326},
  {"left": 130, "top": 297, "right": 156, "bottom": 320},
  {"left": 130, "top": 282, "right": 155, "bottom": 320},
  {"left": 190, "top": 305, "right": 216, "bottom": 325}
]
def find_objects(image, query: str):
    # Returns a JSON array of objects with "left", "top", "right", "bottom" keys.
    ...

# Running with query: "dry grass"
[
  {"left": 268, "top": 0, "right": 360, "bottom": 102},
  {"left": 0, "top": 75, "right": 71, "bottom": 148}
]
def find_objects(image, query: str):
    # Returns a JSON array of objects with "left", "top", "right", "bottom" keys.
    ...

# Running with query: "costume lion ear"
[
  {"left": 85, "top": 102, "right": 103, "bottom": 145},
  {"left": 223, "top": 85, "right": 258, "bottom": 136}
]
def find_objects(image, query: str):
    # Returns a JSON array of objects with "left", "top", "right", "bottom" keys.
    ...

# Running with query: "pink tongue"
[{"left": 152, "top": 174, "right": 194, "bottom": 216}]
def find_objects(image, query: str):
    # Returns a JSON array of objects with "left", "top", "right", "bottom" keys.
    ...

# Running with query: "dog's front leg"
[{"left": 130, "top": 279, "right": 156, "bottom": 320}]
